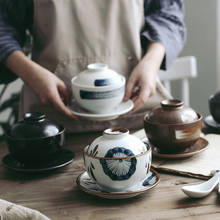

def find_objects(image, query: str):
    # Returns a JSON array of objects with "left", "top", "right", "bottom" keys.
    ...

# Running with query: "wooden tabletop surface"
[{"left": 0, "top": 131, "right": 220, "bottom": 220}]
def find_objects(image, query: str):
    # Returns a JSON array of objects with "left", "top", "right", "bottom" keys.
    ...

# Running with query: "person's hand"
[
  {"left": 124, "top": 42, "right": 165, "bottom": 113},
  {"left": 27, "top": 68, "right": 77, "bottom": 119},
  {"left": 124, "top": 59, "right": 157, "bottom": 112},
  {"left": 6, "top": 51, "right": 78, "bottom": 119}
]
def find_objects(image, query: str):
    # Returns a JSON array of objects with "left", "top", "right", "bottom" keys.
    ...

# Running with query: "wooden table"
[{"left": 0, "top": 131, "right": 220, "bottom": 220}]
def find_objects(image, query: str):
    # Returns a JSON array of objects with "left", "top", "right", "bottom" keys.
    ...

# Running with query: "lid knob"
[
  {"left": 87, "top": 63, "right": 108, "bottom": 71},
  {"left": 161, "top": 99, "right": 184, "bottom": 108},
  {"left": 24, "top": 112, "right": 45, "bottom": 123}
]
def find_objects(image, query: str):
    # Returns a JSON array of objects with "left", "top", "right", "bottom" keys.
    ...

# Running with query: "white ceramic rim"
[{"left": 71, "top": 75, "right": 126, "bottom": 90}]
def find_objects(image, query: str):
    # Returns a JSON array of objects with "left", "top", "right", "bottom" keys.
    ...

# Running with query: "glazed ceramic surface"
[
  {"left": 144, "top": 99, "right": 202, "bottom": 153},
  {"left": 204, "top": 115, "right": 220, "bottom": 130},
  {"left": 143, "top": 137, "right": 209, "bottom": 159},
  {"left": 69, "top": 99, "right": 133, "bottom": 121},
  {"left": 71, "top": 63, "right": 126, "bottom": 114},
  {"left": 182, "top": 170, "right": 220, "bottom": 198},
  {"left": 76, "top": 169, "right": 159, "bottom": 199},
  {"left": 72, "top": 63, "right": 124, "bottom": 87},
  {"left": 6, "top": 112, "right": 65, "bottom": 162},
  {"left": 147, "top": 99, "right": 198, "bottom": 124},
  {"left": 83, "top": 128, "right": 152, "bottom": 192},
  {"left": 209, "top": 93, "right": 220, "bottom": 123}
]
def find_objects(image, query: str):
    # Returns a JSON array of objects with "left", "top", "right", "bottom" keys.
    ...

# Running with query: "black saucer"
[
  {"left": 204, "top": 115, "right": 220, "bottom": 130},
  {"left": 2, "top": 149, "right": 74, "bottom": 173}
]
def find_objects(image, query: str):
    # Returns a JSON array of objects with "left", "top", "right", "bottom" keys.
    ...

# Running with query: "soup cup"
[
  {"left": 5, "top": 112, "right": 65, "bottom": 163},
  {"left": 83, "top": 128, "right": 152, "bottom": 192},
  {"left": 71, "top": 63, "right": 125, "bottom": 114},
  {"left": 144, "top": 99, "right": 202, "bottom": 153}
]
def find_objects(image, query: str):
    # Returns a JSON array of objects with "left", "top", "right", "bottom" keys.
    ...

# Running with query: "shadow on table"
[
  {"left": 72, "top": 187, "right": 155, "bottom": 206},
  {"left": 0, "top": 163, "right": 74, "bottom": 181},
  {"left": 176, "top": 190, "right": 220, "bottom": 207}
]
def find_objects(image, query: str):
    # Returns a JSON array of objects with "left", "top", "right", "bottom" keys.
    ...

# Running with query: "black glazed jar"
[
  {"left": 209, "top": 92, "right": 220, "bottom": 123},
  {"left": 6, "top": 112, "right": 65, "bottom": 163}
]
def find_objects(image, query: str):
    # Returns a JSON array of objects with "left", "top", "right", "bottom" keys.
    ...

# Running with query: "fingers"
[
  {"left": 51, "top": 92, "right": 79, "bottom": 120},
  {"left": 41, "top": 81, "right": 78, "bottom": 120},
  {"left": 130, "top": 84, "right": 155, "bottom": 113},
  {"left": 124, "top": 75, "right": 137, "bottom": 101},
  {"left": 57, "top": 81, "right": 71, "bottom": 105}
]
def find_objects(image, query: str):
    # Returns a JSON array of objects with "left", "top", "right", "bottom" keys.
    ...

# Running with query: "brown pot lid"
[{"left": 146, "top": 99, "right": 198, "bottom": 124}]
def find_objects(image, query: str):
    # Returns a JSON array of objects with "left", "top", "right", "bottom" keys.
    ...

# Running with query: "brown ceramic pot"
[{"left": 144, "top": 100, "right": 202, "bottom": 153}]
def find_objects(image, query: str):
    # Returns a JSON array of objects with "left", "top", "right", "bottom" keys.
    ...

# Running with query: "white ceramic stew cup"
[
  {"left": 71, "top": 63, "right": 126, "bottom": 114},
  {"left": 83, "top": 128, "right": 152, "bottom": 192}
]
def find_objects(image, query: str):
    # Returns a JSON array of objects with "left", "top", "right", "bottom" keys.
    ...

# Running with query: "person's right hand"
[
  {"left": 6, "top": 51, "right": 78, "bottom": 119},
  {"left": 28, "top": 67, "right": 77, "bottom": 119}
]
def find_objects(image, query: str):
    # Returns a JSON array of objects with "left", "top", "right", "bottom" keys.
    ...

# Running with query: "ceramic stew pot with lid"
[
  {"left": 6, "top": 112, "right": 65, "bottom": 162},
  {"left": 71, "top": 63, "right": 126, "bottom": 114},
  {"left": 144, "top": 100, "right": 202, "bottom": 153},
  {"left": 83, "top": 128, "right": 152, "bottom": 192}
]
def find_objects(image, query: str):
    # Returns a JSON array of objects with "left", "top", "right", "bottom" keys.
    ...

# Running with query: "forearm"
[
  {"left": 142, "top": 42, "right": 165, "bottom": 71},
  {"left": 5, "top": 50, "right": 76, "bottom": 118},
  {"left": 0, "top": 0, "right": 33, "bottom": 84},
  {"left": 5, "top": 51, "right": 44, "bottom": 86},
  {"left": 143, "top": 0, "right": 186, "bottom": 69}
]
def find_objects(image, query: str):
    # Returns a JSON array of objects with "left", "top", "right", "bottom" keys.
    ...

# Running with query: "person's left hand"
[
  {"left": 123, "top": 42, "right": 165, "bottom": 113},
  {"left": 123, "top": 59, "right": 157, "bottom": 112}
]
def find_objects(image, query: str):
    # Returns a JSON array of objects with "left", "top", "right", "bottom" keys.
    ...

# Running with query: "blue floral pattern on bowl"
[{"left": 100, "top": 147, "right": 137, "bottom": 181}]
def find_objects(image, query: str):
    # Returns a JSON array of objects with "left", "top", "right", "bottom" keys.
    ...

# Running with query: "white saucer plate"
[
  {"left": 76, "top": 168, "right": 160, "bottom": 199},
  {"left": 69, "top": 100, "right": 134, "bottom": 121}
]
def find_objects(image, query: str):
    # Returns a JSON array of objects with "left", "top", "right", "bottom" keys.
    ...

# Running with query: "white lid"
[
  {"left": 72, "top": 63, "right": 124, "bottom": 87},
  {"left": 86, "top": 128, "right": 149, "bottom": 158}
]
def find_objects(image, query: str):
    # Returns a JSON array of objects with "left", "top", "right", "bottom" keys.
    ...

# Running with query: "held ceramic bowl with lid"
[
  {"left": 144, "top": 100, "right": 202, "bottom": 153},
  {"left": 71, "top": 63, "right": 126, "bottom": 114},
  {"left": 209, "top": 92, "right": 220, "bottom": 123},
  {"left": 6, "top": 112, "right": 65, "bottom": 162},
  {"left": 72, "top": 63, "right": 124, "bottom": 87},
  {"left": 83, "top": 128, "right": 152, "bottom": 192}
]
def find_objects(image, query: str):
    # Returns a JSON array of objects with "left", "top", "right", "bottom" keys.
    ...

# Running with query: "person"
[{"left": 0, "top": 0, "right": 186, "bottom": 133}]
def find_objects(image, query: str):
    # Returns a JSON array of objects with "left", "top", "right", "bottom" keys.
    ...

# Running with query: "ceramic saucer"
[
  {"left": 143, "top": 137, "right": 209, "bottom": 159},
  {"left": 2, "top": 149, "right": 74, "bottom": 173},
  {"left": 69, "top": 99, "right": 134, "bottom": 121},
  {"left": 76, "top": 168, "right": 160, "bottom": 199},
  {"left": 204, "top": 115, "right": 220, "bottom": 130}
]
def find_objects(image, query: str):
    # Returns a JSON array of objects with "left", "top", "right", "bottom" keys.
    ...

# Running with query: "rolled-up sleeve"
[
  {"left": 142, "top": 0, "right": 186, "bottom": 70},
  {"left": 0, "top": 0, "right": 32, "bottom": 84}
]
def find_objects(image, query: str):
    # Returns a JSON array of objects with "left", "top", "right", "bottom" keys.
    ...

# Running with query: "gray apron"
[{"left": 19, "top": 0, "right": 171, "bottom": 133}]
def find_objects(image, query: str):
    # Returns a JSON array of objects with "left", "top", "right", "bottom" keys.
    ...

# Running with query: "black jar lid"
[
  {"left": 9, "top": 112, "right": 64, "bottom": 139},
  {"left": 211, "top": 91, "right": 220, "bottom": 102}
]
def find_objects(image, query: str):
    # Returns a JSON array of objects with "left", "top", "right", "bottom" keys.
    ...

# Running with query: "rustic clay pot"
[{"left": 144, "top": 100, "right": 202, "bottom": 153}]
